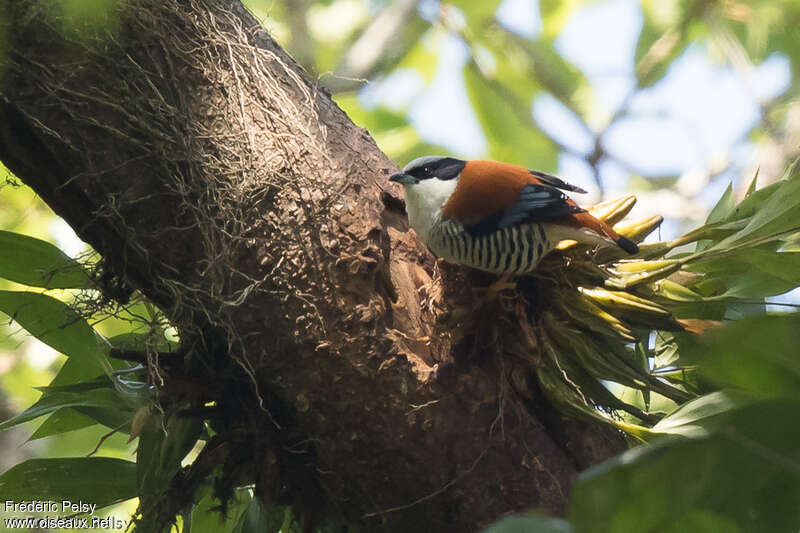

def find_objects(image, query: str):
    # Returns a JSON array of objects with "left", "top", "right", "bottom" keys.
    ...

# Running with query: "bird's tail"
[{"left": 550, "top": 212, "right": 639, "bottom": 254}]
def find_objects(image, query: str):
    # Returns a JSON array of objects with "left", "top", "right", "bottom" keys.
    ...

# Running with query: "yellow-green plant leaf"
[
  {"left": 0, "top": 388, "right": 130, "bottom": 431},
  {"left": 0, "top": 291, "right": 109, "bottom": 381},
  {"left": 463, "top": 65, "right": 556, "bottom": 169},
  {"left": 0, "top": 457, "right": 136, "bottom": 509},
  {"left": 0, "top": 231, "right": 90, "bottom": 288},
  {"left": 28, "top": 408, "right": 98, "bottom": 440},
  {"left": 571, "top": 399, "right": 800, "bottom": 533}
]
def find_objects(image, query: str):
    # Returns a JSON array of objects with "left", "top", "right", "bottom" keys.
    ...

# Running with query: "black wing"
[
  {"left": 529, "top": 170, "right": 587, "bottom": 194},
  {"left": 465, "top": 183, "right": 584, "bottom": 235}
]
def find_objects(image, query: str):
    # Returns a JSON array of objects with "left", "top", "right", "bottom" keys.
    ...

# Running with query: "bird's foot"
[{"left": 482, "top": 273, "right": 517, "bottom": 301}]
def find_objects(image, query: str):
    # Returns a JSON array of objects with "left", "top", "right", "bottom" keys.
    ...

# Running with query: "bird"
[{"left": 389, "top": 156, "right": 638, "bottom": 278}]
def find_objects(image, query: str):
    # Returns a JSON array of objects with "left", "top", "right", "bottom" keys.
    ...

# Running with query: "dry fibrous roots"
[
  {"left": 9, "top": 2, "right": 347, "bottom": 364},
  {"left": 1, "top": 0, "right": 635, "bottom": 530}
]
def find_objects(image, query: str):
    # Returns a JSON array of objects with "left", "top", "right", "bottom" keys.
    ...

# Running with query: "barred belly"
[{"left": 430, "top": 219, "right": 554, "bottom": 274}]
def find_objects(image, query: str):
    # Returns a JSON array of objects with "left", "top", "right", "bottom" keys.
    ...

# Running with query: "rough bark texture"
[{"left": 0, "top": 1, "right": 625, "bottom": 530}]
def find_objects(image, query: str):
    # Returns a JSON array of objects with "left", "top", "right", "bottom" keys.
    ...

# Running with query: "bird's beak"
[{"left": 389, "top": 172, "right": 419, "bottom": 185}]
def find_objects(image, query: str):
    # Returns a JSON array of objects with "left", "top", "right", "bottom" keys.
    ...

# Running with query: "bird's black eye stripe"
[{"left": 407, "top": 157, "right": 466, "bottom": 180}]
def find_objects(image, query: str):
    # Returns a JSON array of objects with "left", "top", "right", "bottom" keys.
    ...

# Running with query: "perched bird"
[{"left": 389, "top": 156, "right": 638, "bottom": 276}]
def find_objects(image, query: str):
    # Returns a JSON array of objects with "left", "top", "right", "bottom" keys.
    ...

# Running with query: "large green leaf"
[
  {"left": 650, "top": 391, "right": 749, "bottom": 438},
  {"left": 0, "top": 230, "right": 90, "bottom": 288},
  {"left": 681, "top": 314, "right": 800, "bottom": 398},
  {"left": 0, "top": 387, "right": 130, "bottom": 431},
  {"left": 186, "top": 487, "right": 250, "bottom": 532},
  {"left": 0, "top": 457, "right": 137, "bottom": 509},
  {"left": 51, "top": 356, "right": 105, "bottom": 387},
  {"left": 686, "top": 250, "right": 800, "bottom": 299},
  {"left": 137, "top": 414, "right": 204, "bottom": 495},
  {"left": 463, "top": 65, "right": 556, "bottom": 169},
  {"left": 49, "top": 331, "right": 154, "bottom": 387},
  {"left": 470, "top": 31, "right": 542, "bottom": 103},
  {"left": 108, "top": 331, "right": 179, "bottom": 352},
  {"left": 28, "top": 408, "right": 98, "bottom": 440},
  {"left": 135, "top": 422, "right": 162, "bottom": 494},
  {"left": 694, "top": 178, "right": 784, "bottom": 252},
  {"left": 695, "top": 182, "right": 735, "bottom": 252},
  {"left": 0, "top": 291, "right": 110, "bottom": 381},
  {"left": 571, "top": 400, "right": 800, "bottom": 533},
  {"left": 571, "top": 314, "right": 800, "bottom": 532},
  {"left": 711, "top": 174, "right": 800, "bottom": 251},
  {"left": 634, "top": 0, "right": 705, "bottom": 87},
  {"left": 481, "top": 28, "right": 590, "bottom": 117}
]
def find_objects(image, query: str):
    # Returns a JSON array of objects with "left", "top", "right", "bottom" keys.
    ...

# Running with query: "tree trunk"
[{"left": 0, "top": 1, "right": 624, "bottom": 530}]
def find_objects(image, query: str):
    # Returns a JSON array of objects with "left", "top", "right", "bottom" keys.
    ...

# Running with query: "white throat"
[{"left": 402, "top": 178, "right": 458, "bottom": 242}]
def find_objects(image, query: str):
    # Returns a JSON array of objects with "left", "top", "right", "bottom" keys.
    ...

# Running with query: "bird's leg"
[{"left": 484, "top": 273, "right": 516, "bottom": 301}]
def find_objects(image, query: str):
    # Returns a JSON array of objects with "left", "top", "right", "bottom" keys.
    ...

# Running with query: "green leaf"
[
  {"left": 186, "top": 486, "right": 252, "bottom": 532},
  {"left": 540, "top": 0, "right": 591, "bottom": 40},
  {"left": 397, "top": 39, "right": 438, "bottom": 83},
  {"left": 482, "top": 513, "right": 573, "bottom": 533},
  {"left": 651, "top": 391, "right": 748, "bottom": 438},
  {"left": 333, "top": 93, "right": 408, "bottom": 132},
  {"left": 570, "top": 399, "right": 800, "bottom": 533},
  {"left": 713, "top": 1, "right": 800, "bottom": 72},
  {"left": 524, "top": 38, "right": 587, "bottom": 111},
  {"left": 483, "top": 28, "right": 589, "bottom": 115},
  {"left": 159, "top": 415, "right": 204, "bottom": 474},
  {"left": 712, "top": 174, "right": 800, "bottom": 250},
  {"left": 137, "top": 414, "right": 203, "bottom": 495},
  {"left": 652, "top": 332, "right": 679, "bottom": 368},
  {"left": 0, "top": 291, "right": 110, "bottom": 382},
  {"left": 744, "top": 171, "right": 759, "bottom": 197},
  {"left": 36, "top": 374, "right": 112, "bottom": 393},
  {"left": 459, "top": 0, "right": 503, "bottom": 25},
  {"left": 696, "top": 182, "right": 735, "bottom": 252},
  {"left": 706, "top": 183, "right": 735, "bottom": 225},
  {"left": 664, "top": 511, "right": 742, "bottom": 533},
  {"left": 136, "top": 422, "right": 162, "bottom": 494},
  {"left": 463, "top": 64, "right": 556, "bottom": 170},
  {"left": 681, "top": 313, "right": 800, "bottom": 398},
  {"left": 231, "top": 499, "right": 291, "bottom": 533},
  {"left": 724, "top": 180, "right": 782, "bottom": 224},
  {"left": 686, "top": 250, "right": 800, "bottom": 299},
  {"left": 50, "top": 356, "right": 103, "bottom": 387},
  {"left": 109, "top": 331, "right": 178, "bottom": 352},
  {"left": 0, "top": 230, "right": 90, "bottom": 288},
  {"left": 0, "top": 387, "right": 131, "bottom": 431},
  {"left": 634, "top": 0, "right": 701, "bottom": 87},
  {"left": 0, "top": 457, "right": 137, "bottom": 509},
  {"left": 28, "top": 408, "right": 98, "bottom": 440},
  {"left": 52, "top": 337, "right": 137, "bottom": 387}
]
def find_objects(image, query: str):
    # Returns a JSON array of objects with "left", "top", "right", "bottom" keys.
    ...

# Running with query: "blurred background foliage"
[
  {"left": 1, "top": 0, "right": 800, "bottom": 531},
  {"left": 249, "top": 0, "right": 799, "bottom": 236}
]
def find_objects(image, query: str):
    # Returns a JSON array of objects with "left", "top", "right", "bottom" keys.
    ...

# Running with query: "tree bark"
[{"left": 0, "top": 1, "right": 625, "bottom": 530}]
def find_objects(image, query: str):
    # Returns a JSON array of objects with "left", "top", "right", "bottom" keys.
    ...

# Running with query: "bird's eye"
[{"left": 423, "top": 166, "right": 430, "bottom": 173}]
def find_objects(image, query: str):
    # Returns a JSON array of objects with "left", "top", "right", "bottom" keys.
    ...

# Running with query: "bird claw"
[{"left": 482, "top": 274, "right": 517, "bottom": 301}]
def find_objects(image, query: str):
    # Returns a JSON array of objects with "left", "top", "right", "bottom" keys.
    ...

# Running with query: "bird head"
[
  {"left": 389, "top": 155, "right": 466, "bottom": 185},
  {"left": 389, "top": 156, "right": 466, "bottom": 240}
]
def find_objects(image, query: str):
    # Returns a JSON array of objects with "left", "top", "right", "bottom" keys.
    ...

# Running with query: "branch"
[{"left": 0, "top": 1, "right": 625, "bottom": 530}]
